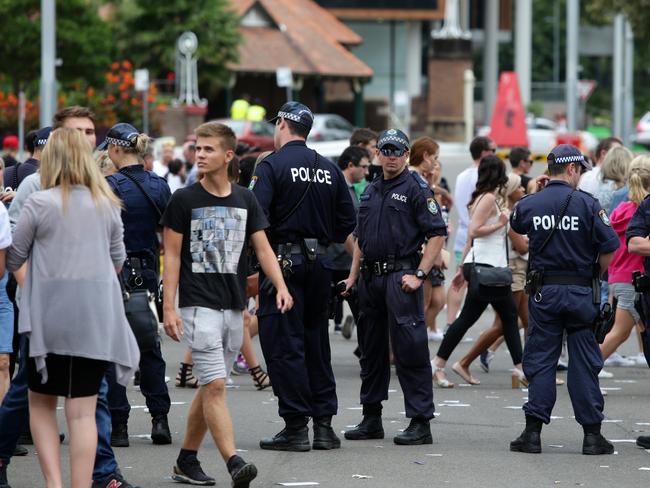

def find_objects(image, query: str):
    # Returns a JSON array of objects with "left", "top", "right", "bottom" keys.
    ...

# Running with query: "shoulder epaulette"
[{"left": 409, "top": 170, "right": 429, "bottom": 189}]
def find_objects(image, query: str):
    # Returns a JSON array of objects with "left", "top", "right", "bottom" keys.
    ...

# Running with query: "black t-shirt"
[
  {"left": 521, "top": 174, "right": 532, "bottom": 193},
  {"left": 162, "top": 182, "right": 269, "bottom": 310}
]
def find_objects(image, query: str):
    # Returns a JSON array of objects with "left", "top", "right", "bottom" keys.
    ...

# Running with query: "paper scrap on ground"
[
  {"left": 548, "top": 444, "right": 564, "bottom": 448},
  {"left": 485, "top": 396, "right": 500, "bottom": 399},
  {"left": 236, "top": 449, "right": 248, "bottom": 452},
  {"left": 442, "top": 400, "right": 460, "bottom": 403},
  {"left": 610, "top": 439, "right": 637, "bottom": 443},
  {"left": 639, "top": 467, "right": 650, "bottom": 471},
  {"left": 129, "top": 434, "right": 151, "bottom": 439},
  {"left": 440, "top": 403, "right": 471, "bottom": 407},
  {"left": 352, "top": 474, "right": 373, "bottom": 479},
  {"left": 550, "top": 416, "right": 563, "bottom": 420},
  {"left": 599, "top": 466, "right": 609, "bottom": 468},
  {"left": 504, "top": 406, "right": 522, "bottom": 409},
  {"left": 170, "top": 401, "right": 187, "bottom": 405},
  {"left": 413, "top": 461, "right": 425, "bottom": 465},
  {"left": 612, "top": 379, "right": 636, "bottom": 383},
  {"left": 636, "top": 422, "right": 650, "bottom": 426},
  {"left": 602, "top": 419, "right": 623, "bottom": 423},
  {"left": 600, "top": 387, "right": 621, "bottom": 391},
  {"left": 426, "top": 453, "right": 443, "bottom": 457},
  {"left": 388, "top": 389, "right": 397, "bottom": 393},
  {"left": 347, "top": 407, "right": 363, "bottom": 410}
]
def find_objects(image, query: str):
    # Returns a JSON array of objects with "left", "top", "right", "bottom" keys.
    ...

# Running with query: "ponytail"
[
  {"left": 133, "top": 133, "right": 150, "bottom": 158},
  {"left": 626, "top": 155, "right": 650, "bottom": 205}
]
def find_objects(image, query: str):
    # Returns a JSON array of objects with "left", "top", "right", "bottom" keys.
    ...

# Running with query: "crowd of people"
[{"left": 0, "top": 102, "right": 648, "bottom": 488}]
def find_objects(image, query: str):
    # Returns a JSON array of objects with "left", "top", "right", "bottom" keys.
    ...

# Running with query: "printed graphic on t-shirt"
[{"left": 189, "top": 206, "right": 248, "bottom": 274}]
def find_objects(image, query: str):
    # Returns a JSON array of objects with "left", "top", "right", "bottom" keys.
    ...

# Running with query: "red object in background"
[
  {"left": 489, "top": 72, "right": 528, "bottom": 148},
  {"left": 556, "top": 132, "right": 583, "bottom": 151}
]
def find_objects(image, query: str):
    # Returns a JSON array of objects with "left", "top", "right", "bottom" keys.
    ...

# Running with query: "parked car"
[
  {"left": 478, "top": 116, "right": 598, "bottom": 156},
  {"left": 634, "top": 111, "right": 650, "bottom": 146},
  {"left": 213, "top": 118, "right": 276, "bottom": 151},
  {"left": 308, "top": 114, "right": 354, "bottom": 142}
]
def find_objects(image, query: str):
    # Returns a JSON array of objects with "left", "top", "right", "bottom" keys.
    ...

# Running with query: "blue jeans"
[
  {"left": 0, "top": 336, "right": 118, "bottom": 479},
  {"left": 0, "top": 273, "right": 13, "bottom": 354}
]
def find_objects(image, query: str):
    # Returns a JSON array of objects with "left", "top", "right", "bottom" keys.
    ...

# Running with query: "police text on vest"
[
  {"left": 532, "top": 215, "right": 579, "bottom": 231},
  {"left": 290, "top": 167, "right": 332, "bottom": 185},
  {"left": 391, "top": 193, "right": 408, "bottom": 203}
]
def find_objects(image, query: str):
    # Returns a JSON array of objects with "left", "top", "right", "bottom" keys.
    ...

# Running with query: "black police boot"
[
  {"left": 312, "top": 416, "right": 341, "bottom": 450},
  {"left": 582, "top": 424, "right": 614, "bottom": 455},
  {"left": 510, "top": 415, "right": 542, "bottom": 454},
  {"left": 111, "top": 423, "right": 130, "bottom": 448},
  {"left": 637, "top": 436, "right": 650, "bottom": 449},
  {"left": 344, "top": 415, "right": 384, "bottom": 440},
  {"left": 259, "top": 416, "right": 310, "bottom": 452},
  {"left": 0, "top": 459, "right": 10, "bottom": 488},
  {"left": 151, "top": 414, "right": 172, "bottom": 445},
  {"left": 393, "top": 418, "right": 433, "bottom": 446}
]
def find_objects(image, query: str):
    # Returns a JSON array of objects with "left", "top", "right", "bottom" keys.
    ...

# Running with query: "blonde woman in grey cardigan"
[{"left": 7, "top": 128, "right": 140, "bottom": 488}]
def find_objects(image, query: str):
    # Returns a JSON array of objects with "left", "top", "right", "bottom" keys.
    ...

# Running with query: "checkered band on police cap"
[
  {"left": 547, "top": 143, "right": 584, "bottom": 165},
  {"left": 377, "top": 128, "right": 410, "bottom": 150},
  {"left": 34, "top": 126, "right": 52, "bottom": 147},
  {"left": 104, "top": 135, "right": 137, "bottom": 148}
]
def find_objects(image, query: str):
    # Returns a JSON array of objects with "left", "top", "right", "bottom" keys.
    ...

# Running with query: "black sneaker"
[
  {"left": 172, "top": 455, "right": 216, "bottom": 486},
  {"left": 230, "top": 462, "right": 258, "bottom": 488},
  {"left": 92, "top": 471, "right": 140, "bottom": 488},
  {"left": 111, "top": 423, "right": 130, "bottom": 447},
  {"left": 0, "top": 459, "right": 11, "bottom": 488},
  {"left": 151, "top": 415, "right": 172, "bottom": 445},
  {"left": 13, "top": 445, "right": 28, "bottom": 456}
]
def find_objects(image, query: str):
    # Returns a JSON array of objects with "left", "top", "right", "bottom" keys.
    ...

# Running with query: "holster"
[
  {"left": 592, "top": 264, "right": 602, "bottom": 305},
  {"left": 632, "top": 270, "right": 650, "bottom": 293},
  {"left": 593, "top": 299, "right": 617, "bottom": 344},
  {"left": 524, "top": 270, "right": 543, "bottom": 298}
]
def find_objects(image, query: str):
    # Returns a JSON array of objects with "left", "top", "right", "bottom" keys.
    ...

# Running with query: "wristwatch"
[{"left": 415, "top": 269, "right": 427, "bottom": 280}]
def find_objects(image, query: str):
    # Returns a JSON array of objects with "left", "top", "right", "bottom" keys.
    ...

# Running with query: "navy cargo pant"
[
  {"left": 523, "top": 284, "right": 604, "bottom": 426},
  {"left": 258, "top": 255, "right": 337, "bottom": 419},
  {"left": 357, "top": 270, "right": 434, "bottom": 420}
]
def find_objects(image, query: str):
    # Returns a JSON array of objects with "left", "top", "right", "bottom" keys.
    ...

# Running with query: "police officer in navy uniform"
[
  {"left": 251, "top": 102, "right": 356, "bottom": 451},
  {"left": 101, "top": 122, "right": 173, "bottom": 447},
  {"left": 342, "top": 129, "right": 447, "bottom": 445},
  {"left": 509, "top": 144, "right": 619, "bottom": 455},
  {"left": 625, "top": 189, "right": 650, "bottom": 450}
]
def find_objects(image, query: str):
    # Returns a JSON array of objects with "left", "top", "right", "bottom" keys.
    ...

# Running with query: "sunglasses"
[{"left": 380, "top": 147, "right": 407, "bottom": 157}]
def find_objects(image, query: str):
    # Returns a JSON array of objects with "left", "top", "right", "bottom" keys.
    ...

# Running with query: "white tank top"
[{"left": 464, "top": 207, "right": 508, "bottom": 267}]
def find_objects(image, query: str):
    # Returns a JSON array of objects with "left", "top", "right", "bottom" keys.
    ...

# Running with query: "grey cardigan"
[{"left": 7, "top": 186, "right": 140, "bottom": 386}]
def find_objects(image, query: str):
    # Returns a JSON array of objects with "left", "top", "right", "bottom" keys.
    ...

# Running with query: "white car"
[{"left": 634, "top": 111, "right": 650, "bottom": 146}]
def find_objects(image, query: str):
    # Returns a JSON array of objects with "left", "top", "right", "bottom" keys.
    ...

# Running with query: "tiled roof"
[{"left": 230, "top": 0, "right": 373, "bottom": 79}]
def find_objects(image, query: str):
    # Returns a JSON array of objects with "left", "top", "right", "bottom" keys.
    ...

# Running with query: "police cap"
[
  {"left": 547, "top": 143, "right": 592, "bottom": 171},
  {"left": 268, "top": 102, "right": 314, "bottom": 132},
  {"left": 35, "top": 126, "right": 52, "bottom": 147},
  {"left": 377, "top": 128, "right": 410, "bottom": 151},
  {"left": 97, "top": 122, "right": 140, "bottom": 151}
]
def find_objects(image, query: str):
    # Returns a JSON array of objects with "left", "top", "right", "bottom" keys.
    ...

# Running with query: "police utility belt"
[
  {"left": 361, "top": 255, "right": 419, "bottom": 278},
  {"left": 273, "top": 239, "right": 328, "bottom": 277}
]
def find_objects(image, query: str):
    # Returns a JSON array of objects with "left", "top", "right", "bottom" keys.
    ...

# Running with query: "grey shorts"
[
  {"left": 180, "top": 307, "right": 244, "bottom": 385},
  {"left": 609, "top": 282, "right": 640, "bottom": 322}
]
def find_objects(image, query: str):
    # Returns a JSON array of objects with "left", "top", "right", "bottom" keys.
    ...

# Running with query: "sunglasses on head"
[{"left": 380, "top": 147, "right": 407, "bottom": 157}]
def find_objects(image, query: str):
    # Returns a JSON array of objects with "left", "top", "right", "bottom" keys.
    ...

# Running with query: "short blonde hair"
[
  {"left": 40, "top": 128, "right": 121, "bottom": 209},
  {"left": 601, "top": 145, "right": 633, "bottom": 186},
  {"left": 627, "top": 155, "right": 650, "bottom": 205}
]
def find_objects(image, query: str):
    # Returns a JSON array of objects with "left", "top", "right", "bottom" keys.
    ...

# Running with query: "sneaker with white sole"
[
  {"left": 598, "top": 369, "right": 614, "bottom": 379},
  {"left": 604, "top": 352, "right": 636, "bottom": 367},
  {"left": 427, "top": 330, "right": 444, "bottom": 342},
  {"left": 172, "top": 454, "right": 216, "bottom": 486},
  {"left": 630, "top": 352, "right": 648, "bottom": 366},
  {"left": 479, "top": 350, "right": 495, "bottom": 373}
]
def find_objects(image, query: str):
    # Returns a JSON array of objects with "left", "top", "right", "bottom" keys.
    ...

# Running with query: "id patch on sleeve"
[
  {"left": 248, "top": 176, "right": 258, "bottom": 191},
  {"left": 427, "top": 198, "right": 438, "bottom": 215},
  {"left": 599, "top": 209, "right": 611, "bottom": 227}
]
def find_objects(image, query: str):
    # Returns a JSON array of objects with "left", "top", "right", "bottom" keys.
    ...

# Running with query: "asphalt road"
[{"left": 8, "top": 149, "right": 650, "bottom": 487}]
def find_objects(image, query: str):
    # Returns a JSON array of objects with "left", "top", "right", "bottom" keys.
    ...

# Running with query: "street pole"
[
  {"left": 565, "top": 0, "right": 579, "bottom": 132},
  {"left": 483, "top": 0, "right": 499, "bottom": 125},
  {"left": 612, "top": 14, "right": 625, "bottom": 138},
  {"left": 464, "top": 69, "right": 475, "bottom": 145},
  {"left": 40, "top": 0, "right": 57, "bottom": 127},
  {"left": 623, "top": 19, "right": 634, "bottom": 146},
  {"left": 515, "top": 0, "right": 532, "bottom": 109},
  {"left": 142, "top": 90, "right": 149, "bottom": 135}
]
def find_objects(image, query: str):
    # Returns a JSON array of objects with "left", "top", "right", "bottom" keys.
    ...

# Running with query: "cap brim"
[
  {"left": 96, "top": 140, "right": 108, "bottom": 151},
  {"left": 580, "top": 159, "right": 593, "bottom": 171},
  {"left": 267, "top": 115, "right": 279, "bottom": 125},
  {"left": 378, "top": 142, "right": 408, "bottom": 151}
]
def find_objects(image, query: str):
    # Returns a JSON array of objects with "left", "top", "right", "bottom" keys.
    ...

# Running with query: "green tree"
[
  {"left": 113, "top": 0, "right": 240, "bottom": 97},
  {"left": 0, "top": 0, "right": 112, "bottom": 94}
]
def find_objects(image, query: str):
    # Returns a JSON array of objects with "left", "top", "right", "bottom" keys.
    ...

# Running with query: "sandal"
[
  {"left": 175, "top": 362, "right": 199, "bottom": 388},
  {"left": 452, "top": 362, "right": 480, "bottom": 385},
  {"left": 511, "top": 368, "right": 529, "bottom": 389},
  {"left": 432, "top": 362, "right": 454, "bottom": 388},
  {"left": 249, "top": 365, "right": 272, "bottom": 390}
]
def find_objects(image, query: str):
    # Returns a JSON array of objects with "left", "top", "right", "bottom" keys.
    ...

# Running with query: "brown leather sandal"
[{"left": 249, "top": 365, "right": 271, "bottom": 390}]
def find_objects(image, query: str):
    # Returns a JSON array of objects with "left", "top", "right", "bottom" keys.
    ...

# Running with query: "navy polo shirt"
[
  {"left": 251, "top": 140, "right": 356, "bottom": 244},
  {"left": 355, "top": 168, "right": 447, "bottom": 261},
  {"left": 511, "top": 180, "right": 619, "bottom": 277}
]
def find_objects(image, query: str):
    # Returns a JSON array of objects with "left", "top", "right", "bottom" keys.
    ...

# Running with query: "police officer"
[
  {"left": 251, "top": 102, "right": 356, "bottom": 451},
  {"left": 342, "top": 129, "right": 447, "bottom": 445},
  {"left": 101, "top": 122, "right": 173, "bottom": 447},
  {"left": 625, "top": 187, "right": 650, "bottom": 450},
  {"left": 509, "top": 144, "right": 619, "bottom": 455}
]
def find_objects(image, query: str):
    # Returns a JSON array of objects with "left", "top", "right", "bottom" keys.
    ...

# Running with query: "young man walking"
[{"left": 162, "top": 122, "right": 292, "bottom": 487}]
